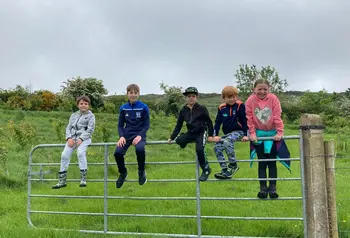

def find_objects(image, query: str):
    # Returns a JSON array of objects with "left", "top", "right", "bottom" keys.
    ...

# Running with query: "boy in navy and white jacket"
[
  {"left": 114, "top": 84, "right": 150, "bottom": 188},
  {"left": 211, "top": 86, "right": 248, "bottom": 179}
]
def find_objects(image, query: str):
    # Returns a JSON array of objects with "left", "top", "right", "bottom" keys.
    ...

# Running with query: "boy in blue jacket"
[
  {"left": 114, "top": 84, "right": 150, "bottom": 188},
  {"left": 212, "top": 86, "right": 248, "bottom": 179}
]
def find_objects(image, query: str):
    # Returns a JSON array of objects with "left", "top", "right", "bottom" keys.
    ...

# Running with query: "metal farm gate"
[{"left": 27, "top": 134, "right": 305, "bottom": 238}]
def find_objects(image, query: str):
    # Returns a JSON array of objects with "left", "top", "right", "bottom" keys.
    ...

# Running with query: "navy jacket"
[
  {"left": 213, "top": 101, "right": 248, "bottom": 136},
  {"left": 118, "top": 101, "right": 150, "bottom": 140}
]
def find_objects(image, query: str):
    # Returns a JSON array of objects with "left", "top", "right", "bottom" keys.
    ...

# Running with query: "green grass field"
[{"left": 0, "top": 109, "right": 349, "bottom": 238}]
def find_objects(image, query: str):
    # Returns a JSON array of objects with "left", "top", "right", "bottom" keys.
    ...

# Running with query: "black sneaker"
[
  {"left": 227, "top": 165, "right": 239, "bottom": 176},
  {"left": 199, "top": 167, "right": 211, "bottom": 181},
  {"left": 214, "top": 168, "right": 232, "bottom": 179},
  {"left": 138, "top": 170, "right": 147, "bottom": 185},
  {"left": 116, "top": 170, "right": 128, "bottom": 188}
]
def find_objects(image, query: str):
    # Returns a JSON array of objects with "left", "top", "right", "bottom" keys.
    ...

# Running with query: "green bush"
[{"left": 7, "top": 120, "right": 36, "bottom": 147}]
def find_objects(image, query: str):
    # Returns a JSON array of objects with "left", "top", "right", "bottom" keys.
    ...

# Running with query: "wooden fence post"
[
  {"left": 300, "top": 114, "right": 329, "bottom": 238},
  {"left": 324, "top": 140, "right": 339, "bottom": 238}
]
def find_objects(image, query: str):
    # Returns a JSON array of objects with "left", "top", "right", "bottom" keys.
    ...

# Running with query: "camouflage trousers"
[{"left": 214, "top": 131, "right": 243, "bottom": 169}]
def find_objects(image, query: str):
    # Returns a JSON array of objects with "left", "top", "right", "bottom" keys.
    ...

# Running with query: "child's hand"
[
  {"left": 213, "top": 136, "right": 221, "bottom": 142},
  {"left": 274, "top": 135, "right": 282, "bottom": 141},
  {"left": 77, "top": 139, "right": 83, "bottom": 146},
  {"left": 67, "top": 138, "right": 75, "bottom": 148},
  {"left": 132, "top": 136, "right": 142, "bottom": 145},
  {"left": 250, "top": 136, "right": 257, "bottom": 143},
  {"left": 241, "top": 136, "right": 249, "bottom": 142},
  {"left": 207, "top": 136, "right": 213, "bottom": 142},
  {"left": 117, "top": 137, "right": 126, "bottom": 147}
]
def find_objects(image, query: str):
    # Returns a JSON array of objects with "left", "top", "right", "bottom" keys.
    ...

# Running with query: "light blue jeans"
[{"left": 60, "top": 138, "right": 91, "bottom": 172}]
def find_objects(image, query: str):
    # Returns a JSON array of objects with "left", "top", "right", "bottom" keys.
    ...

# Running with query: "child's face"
[
  {"left": 254, "top": 83, "right": 269, "bottom": 99},
  {"left": 223, "top": 95, "right": 237, "bottom": 105},
  {"left": 186, "top": 93, "right": 198, "bottom": 106},
  {"left": 127, "top": 90, "right": 139, "bottom": 103},
  {"left": 78, "top": 100, "right": 89, "bottom": 112}
]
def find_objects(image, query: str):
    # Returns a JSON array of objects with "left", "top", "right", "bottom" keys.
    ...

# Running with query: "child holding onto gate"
[
  {"left": 114, "top": 84, "right": 150, "bottom": 188},
  {"left": 212, "top": 86, "right": 248, "bottom": 179},
  {"left": 168, "top": 87, "right": 214, "bottom": 181},
  {"left": 245, "top": 79, "right": 291, "bottom": 199},
  {"left": 52, "top": 95, "right": 96, "bottom": 189}
]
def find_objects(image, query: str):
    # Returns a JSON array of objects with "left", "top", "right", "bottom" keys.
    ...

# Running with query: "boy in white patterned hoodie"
[{"left": 52, "top": 95, "right": 96, "bottom": 189}]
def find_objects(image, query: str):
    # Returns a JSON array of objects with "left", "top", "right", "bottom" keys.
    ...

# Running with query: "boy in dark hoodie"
[{"left": 168, "top": 87, "right": 214, "bottom": 181}]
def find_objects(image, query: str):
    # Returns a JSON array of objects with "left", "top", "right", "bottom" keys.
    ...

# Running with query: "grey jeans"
[{"left": 60, "top": 138, "right": 91, "bottom": 172}]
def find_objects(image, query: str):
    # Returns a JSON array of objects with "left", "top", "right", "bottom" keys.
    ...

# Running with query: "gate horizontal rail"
[
  {"left": 30, "top": 194, "right": 303, "bottom": 201},
  {"left": 28, "top": 135, "right": 304, "bottom": 238},
  {"left": 30, "top": 178, "right": 301, "bottom": 182},
  {"left": 30, "top": 210, "right": 303, "bottom": 221},
  {"left": 30, "top": 158, "right": 301, "bottom": 166}
]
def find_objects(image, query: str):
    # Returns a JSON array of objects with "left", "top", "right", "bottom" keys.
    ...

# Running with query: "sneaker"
[
  {"left": 199, "top": 167, "right": 211, "bottom": 181},
  {"left": 228, "top": 164, "right": 240, "bottom": 176},
  {"left": 268, "top": 184, "right": 279, "bottom": 199},
  {"left": 116, "top": 170, "right": 128, "bottom": 189},
  {"left": 138, "top": 170, "right": 147, "bottom": 185},
  {"left": 214, "top": 168, "right": 232, "bottom": 179},
  {"left": 257, "top": 185, "right": 269, "bottom": 199}
]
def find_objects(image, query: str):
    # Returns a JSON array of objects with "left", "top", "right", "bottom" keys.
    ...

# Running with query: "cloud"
[{"left": 0, "top": 0, "right": 349, "bottom": 94}]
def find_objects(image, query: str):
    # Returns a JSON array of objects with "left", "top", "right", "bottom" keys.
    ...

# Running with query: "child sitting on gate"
[
  {"left": 114, "top": 84, "right": 150, "bottom": 189},
  {"left": 52, "top": 95, "right": 96, "bottom": 189},
  {"left": 211, "top": 86, "right": 248, "bottom": 179},
  {"left": 168, "top": 87, "right": 214, "bottom": 181},
  {"left": 245, "top": 79, "right": 291, "bottom": 199}
]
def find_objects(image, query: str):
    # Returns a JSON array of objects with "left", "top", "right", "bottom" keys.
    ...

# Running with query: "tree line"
[{"left": 1, "top": 65, "right": 350, "bottom": 131}]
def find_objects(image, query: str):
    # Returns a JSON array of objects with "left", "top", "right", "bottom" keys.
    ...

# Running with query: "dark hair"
[
  {"left": 254, "top": 79, "right": 270, "bottom": 88},
  {"left": 126, "top": 84, "right": 140, "bottom": 93},
  {"left": 76, "top": 95, "right": 91, "bottom": 105}
]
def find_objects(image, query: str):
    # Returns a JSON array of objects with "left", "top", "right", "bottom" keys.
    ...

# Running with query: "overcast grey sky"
[{"left": 1, "top": 0, "right": 349, "bottom": 95}]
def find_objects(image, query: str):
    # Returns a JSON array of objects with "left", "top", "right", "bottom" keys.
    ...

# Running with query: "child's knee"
[
  {"left": 61, "top": 151, "right": 70, "bottom": 160},
  {"left": 135, "top": 144, "right": 145, "bottom": 153},
  {"left": 223, "top": 140, "right": 233, "bottom": 148},
  {"left": 196, "top": 147, "right": 204, "bottom": 155},
  {"left": 114, "top": 148, "right": 125, "bottom": 158},
  {"left": 77, "top": 150, "right": 86, "bottom": 159}
]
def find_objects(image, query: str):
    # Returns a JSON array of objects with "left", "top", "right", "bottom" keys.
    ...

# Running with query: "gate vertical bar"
[
  {"left": 39, "top": 164, "right": 43, "bottom": 182},
  {"left": 299, "top": 129, "right": 307, "bottom": 238},
  {"left": 103, "top": 145, "right": 108, "bottom": 233},
  {"left": 27, "top": 151, "right": 34, "bottom": 226},
  {"left": 195, "top": 157, "right": 202, "bottom": 237}
]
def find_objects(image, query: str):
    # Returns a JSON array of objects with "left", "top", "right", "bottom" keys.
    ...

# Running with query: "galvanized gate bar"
[
  {"left": 103, "top": 144, "right": 108, "bottom": 233},
  {"left": 30, "top": 158, "right": 301, "bottom": 166},
  {"left": 30, "top": 210, "right": 303, "bottom": 221},
  {"left": 30, "top": 177, "right": 301, "bottom": 182},
  {"left": 195, "top": 159, "right": 202, "bottom": 237},
  {"left": 27, "top": 136, "right": 304, "bottom": 238},
  {"left": 298, "top": 130, "right": 308, "bottom": 237},
  {"left": 30, "top": 194, "right": 303, "bottom": 201}
]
